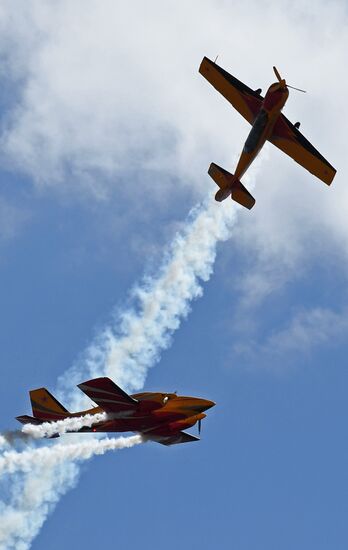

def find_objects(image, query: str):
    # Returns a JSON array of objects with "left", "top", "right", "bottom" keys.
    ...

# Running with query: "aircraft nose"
[{"left": 197, "top": 398, "right": 215, "bottom": 411}]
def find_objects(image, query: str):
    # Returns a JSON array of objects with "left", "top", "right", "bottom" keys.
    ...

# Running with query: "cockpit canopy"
[{"left": 131, "top": 391, "right": 177, "bottom": 410}]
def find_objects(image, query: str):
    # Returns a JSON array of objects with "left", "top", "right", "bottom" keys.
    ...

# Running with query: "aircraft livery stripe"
[
  {"left": 78, "top": 383, "right": 137, "bottom": 403},
  {"left": 31, "top": 400, "right": 67, "bottom": 415},
  {"left": 90, "top": 398, "right": 135, "bottom": 406}
]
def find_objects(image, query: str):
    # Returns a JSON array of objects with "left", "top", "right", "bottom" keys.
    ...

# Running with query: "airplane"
[
  {"left": 16, "top": 377, "right": 215, "bottom": 446},
  {"left": 199, "top": 56, "right": 336, "bottom": 209}
]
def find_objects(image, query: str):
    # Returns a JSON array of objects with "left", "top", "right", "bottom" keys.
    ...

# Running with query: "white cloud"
[
  {"left": 234, "top": 306, "right": 348, "bottom": 368},
  {"left": 0, "top": 0, "right": 346, "bottom": 295},
  {"left": 0, "top": 0, "right": 343, "bottom": 204}
]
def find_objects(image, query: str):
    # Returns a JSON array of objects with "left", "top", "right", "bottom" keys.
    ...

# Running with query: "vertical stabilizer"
[{"left": 30, "top": 388, "right": 70, "bottom": 420}]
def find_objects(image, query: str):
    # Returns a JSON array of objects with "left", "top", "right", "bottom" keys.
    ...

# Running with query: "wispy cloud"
[{"left": 234, "top": 306, "right": 348, "bottom": 368}]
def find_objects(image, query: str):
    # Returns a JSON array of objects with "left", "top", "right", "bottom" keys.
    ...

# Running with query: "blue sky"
[{"left": 0, "top": 1, "right": 347, "bottom": 548}]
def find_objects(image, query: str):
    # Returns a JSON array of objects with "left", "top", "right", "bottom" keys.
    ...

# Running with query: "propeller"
[
  {"left": 273, "top": 66, "right": 306, "bottom": 93},
  {"left": 287, "top": 84, "right": 307, "bottom": 93},
  {"left": 273, "top": 65, "right": 282, "bottom": 82},
  {"left": 198, "top": 418, "right": 202, "bottom": 435}
]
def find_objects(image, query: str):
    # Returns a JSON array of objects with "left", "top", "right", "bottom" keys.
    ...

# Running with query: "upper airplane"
[
  {"left": 16, "top": 377, "right": 215, "bottom": 445},
  {"left": 199, "top": 56, "right": 336, "bottom": 209}
]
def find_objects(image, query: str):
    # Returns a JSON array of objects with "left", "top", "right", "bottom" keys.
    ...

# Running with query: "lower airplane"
[
  {"left": 199, "top": 56, "right": 336, "bottom": 209},
  {"left": 16, "top": 377, "right": 215, "bottom": 445}
]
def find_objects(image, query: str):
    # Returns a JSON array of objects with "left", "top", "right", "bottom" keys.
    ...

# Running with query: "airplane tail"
[
  {"left": 15, "top": 413, "right": 61, "bottom": 437},
  {"left": 16, "top": 414, "right": 43, "bottom": 425},
  {"left": 29, "top": 388, "right": 70, "bottom": 421},
  {"left": 208, "top": 162, "right": 255, "bottom": 209}
]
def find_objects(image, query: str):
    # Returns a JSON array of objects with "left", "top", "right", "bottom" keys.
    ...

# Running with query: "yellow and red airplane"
[
  {"left": 199, "top": 56, "right": 336, "bottom": 209},
  {"left": 16, "top": 377, "right": 215, "bottom": 445}
]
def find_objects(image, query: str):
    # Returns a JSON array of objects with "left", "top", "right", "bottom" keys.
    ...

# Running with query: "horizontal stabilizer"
[
  {"left": 15, "top": 415, "right": 60, "bottom": 438},
  {"left": 78, "top": 377, "right": 138, "bottom": 413},
  {"left": 231, "top": 180, "right": 255, "bottom": 210},
  {"left": 208, "top": 162, "right": 255, "bottom": 209},
  {"left": 209, "top": 162, "right": 234, "bottom": 189},
  {"left": 16, "top": 415, "right": 43, "bottom": 425}
]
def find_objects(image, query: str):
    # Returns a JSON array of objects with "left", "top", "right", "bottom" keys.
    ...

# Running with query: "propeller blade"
[
  {"left": 273, "top": 66, "right": 282, "bottom": 82},
  {"left": 198, "top": 418, "right": 201, "bottom": 434},
  {"left": 287, "top": 84, "right": 306, "bottom": 93},
  {"left": 273, "top": 66, "right": 306, "bottom": 93}
]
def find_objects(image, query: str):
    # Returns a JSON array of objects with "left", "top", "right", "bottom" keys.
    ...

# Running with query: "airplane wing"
[
  {"left": 269, "top": 114, "right": 336, "bottom": 185},
  {"left": 199, "top": 56, "right": 263, "bottom": 124},
  {"left": 144, "top": 430, "right": 200, "bottom": 446},
  {"left": 77, "top": 377, "right": 138, "bottom": 413}
]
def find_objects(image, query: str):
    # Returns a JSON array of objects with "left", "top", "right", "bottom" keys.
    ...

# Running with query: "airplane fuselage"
[
  {"left": 234, "top": 82, "right": 289, "bottom": 181},
  {"left": 78, "top": 392, "right": 213, "bottom": 435}
]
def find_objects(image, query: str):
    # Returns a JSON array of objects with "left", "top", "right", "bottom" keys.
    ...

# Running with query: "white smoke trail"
[
  {"left": 0, "top": 436, "right": 141, "bottom": 549},
  {"left": 1, "top": 196, "right": 242, "bottom": 549},
  {"left": 0, "top": 435, "right": 142, "bottom": 477},
  {"left": 0, "top": 460, "right": 79, "bottom": 550},
  {"left": 58, "top": 198, "right": 239, "bottom": 409},
  {"left": 22, "top": 412, "right": 108, "bottom": 439}
]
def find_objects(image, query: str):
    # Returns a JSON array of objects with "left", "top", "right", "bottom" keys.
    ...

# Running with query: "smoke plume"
[
  {"left": 0, "top": 198, "right": 240, "bottom": 549},
  {"left": 22, "top": 412, "right": 108, "bottom": 439},
  {"left": 58, "top": 199, "right": 238, "bottom": 409},
  {"left": 0, "top": 435, "right": 142, "bottom": 477}
]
